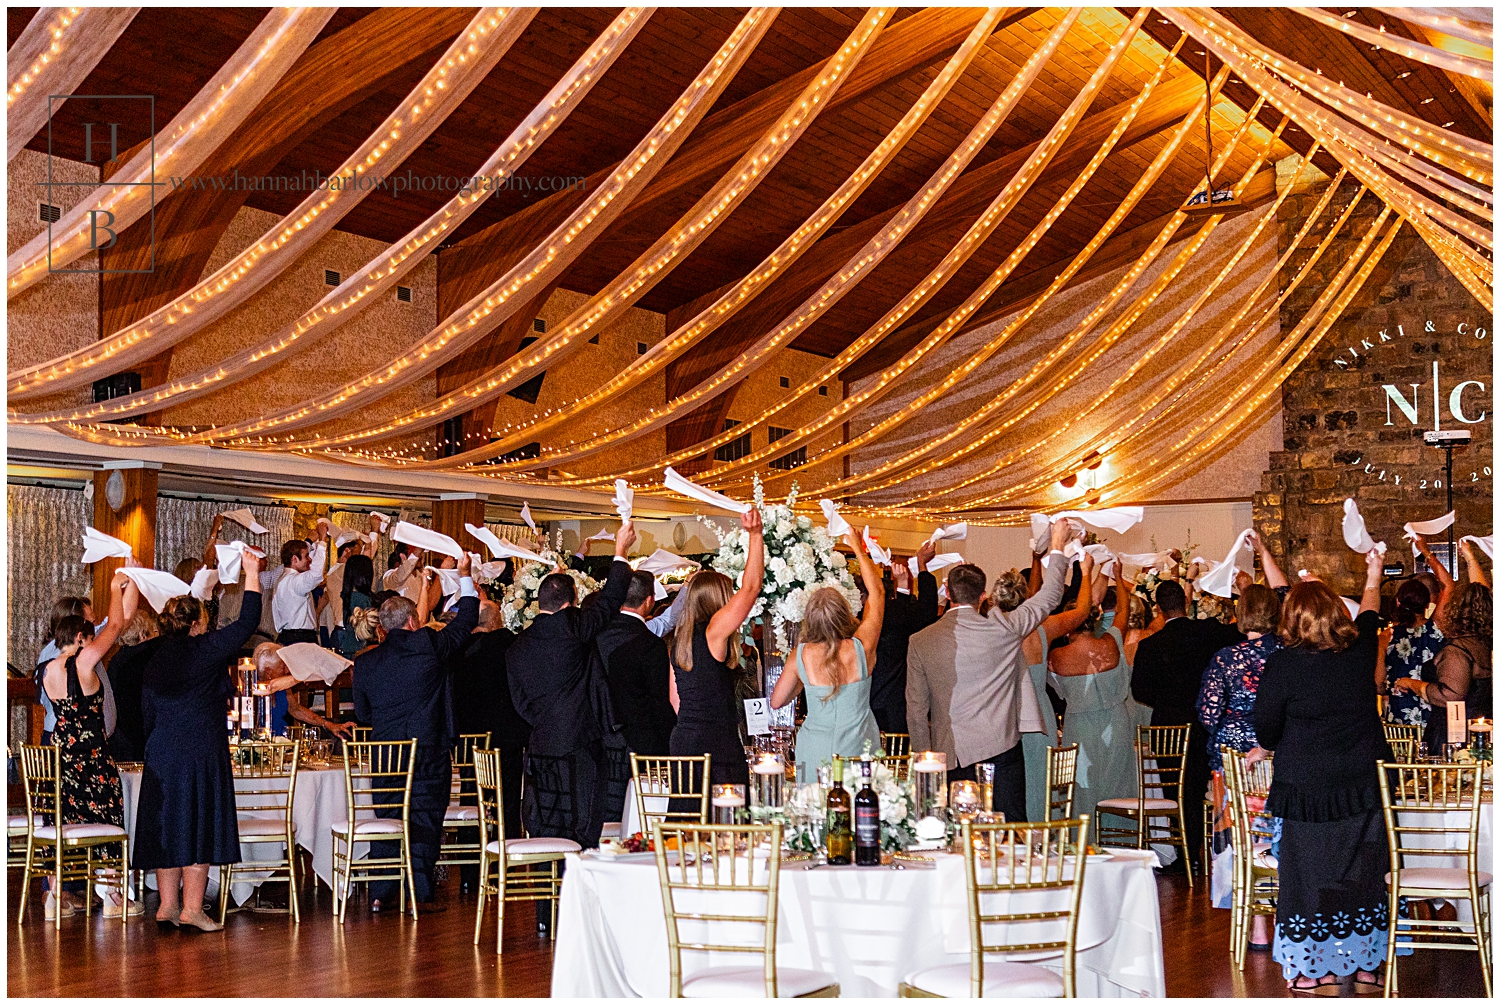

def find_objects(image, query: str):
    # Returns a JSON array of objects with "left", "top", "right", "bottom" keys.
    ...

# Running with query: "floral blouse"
[
  {"left": 1197, "top": 635, "right": 1284, "bottom": 772},
  {"left": 1386, "top": 621, "right": 1442, "bottom": 728}
]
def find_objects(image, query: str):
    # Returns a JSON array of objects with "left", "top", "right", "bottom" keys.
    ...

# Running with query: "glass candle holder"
[
  {"left": 974, "top": 762, "right": 995, "bottom": 814},
  {"left": 912, "top": 751, "right": 947, "bottom": 818},
  {"left": 1470, "top": 718, "right": 1492, "bottom": 755},
  {"left": 950, "top": 780, "right": 982, "bottom": 823},
  {"left": 712, "top": 784, "right": 747, "bottom": 825},
  {"left": 751, "top": 753, "right": 784, "bottom": 810}
]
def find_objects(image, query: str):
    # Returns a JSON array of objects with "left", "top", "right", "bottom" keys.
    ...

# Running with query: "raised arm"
[
  {"left": 76, "top": 569, "right": 137, "bottom": 677},
  {"left": 1001, "top": 519, "right": 1073, "bottom": 637},
  {"left": 429, "top": 553, "right": 479, "bottom": 663},
  {"left": 362, "top": 512, "right": 382, "bottom": 558},
  {"left": 201, "top": 513, "right": 224, "bottom": 570},
  {"left": 1042, "top": 553, "right": 1095, "bottom": 639},
  {"left": 646, "top": 579, "right": 690, "bottom": 637},
  {"left": 1027, "top": 551, "right": 1045, "bottom": 599},
  {"left": 1250, "top": 530, "right": 1288, "bottom": 588},
  {"left": 200, "top": 548, "right": 266, "bottom": 666},
  {"left": 848, "top": 529, "right": 885, "bottom": 658},
  {"left": 1358, "top": 548, "right": 1383, "bottom": 616},
  {"left": 415, "top": 569, "right": 441, "bottom": 625},
  {"left": 1461, "top": 539, "right": 1489, "bottom": 587},
  {"left": 706, "top": 509, "right": 764, "bottom": 661},
  {"left": 770, "top": 657, "right": 803, "bottom": 710},
  {"left": 1412, "top": 533, "right": 1455, "bottom": 597},
  {"left": 913, "top": 541, "right": 939, "bottom": 628}
]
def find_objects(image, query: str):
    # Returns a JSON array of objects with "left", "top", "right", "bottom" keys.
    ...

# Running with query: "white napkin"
[
  {"left": 612, "top": 480, "right": 634, "bottom": 522},
  {"left": 81, "top": 526, "right": 133, "bottom": 564},
  {"left": 316, "top": 516, "right": 334, "bottom": 536},
  {"left": 476, "top": 560, "right": 508, "bottom": 582},
  {"left": 1403, "top": 511, "right": 1455, "bottom": 543},
  {"left": 1055, "top": 507, "right": 1144, "bottom": 534},
  {"left": 370, "top": 511, "right": 391, "bottom": 533},
  {"left": 1064, "top": 541, "right": 1117, "bottom": 578},
  {"left": 1340, "top": 596, "right": 1361, "bottom": 618},
  {"left": 334, "top": 530, "right": 359, "bottom": 549},
  {"left": 520, "top": 502, "right": 537, "bottom": 531},
  {"left": 1028, "top": 514, "right": 1051, "bottom": 555},
  {"left": 1342, "top": 498, "right": 1386, "bottom": 555},
  {"left": 393, "top": 521, "right": 464, "bottom": 560},
  {"left": 220, "top": 508, "right": 268, "bottom": 535},
  {"left": 1197, "top": 529, "right": 1256, "bottom": 599},
  {"left": 214, "top": 540, "right": 263, "bottom": 585},
  {"left": 663, "top": 466, "right": 752, "bottom": 514},
  {"left": 120, "top": 568, "right": 191, "bottom": 613},
  {"left": 929, "top": 522, "right": 967, "bottom": 543},
  {"left": 426, "top": 566, "right": 462, "bottom": 596},
  {"left": 189, "top": 566, "right": 219, "bottom": 601},
  {"left": 1117, "top": 550, "right": 1173, "bottom": 571},
  {"left": 1461, "top": 534, "right": 1493, "bottom": 559},
  {"left": 587, "top": 529, "right": 616, "bottom": 543},
  {"left": 634, "top": 548, "right": 700, "bottom": 575},
  {"left": 910, "top": 552, "right": 964, "bottom": 577},
  {"left": 820, "top": 499, "right": 851, "bottom": 538},
  {"left": 653, "top": 578, "right": 669, "bottom": 602},
  {"left": 862, "top": 526, "right": 890, "bottom": 567},
  {"left": 465, "top": 523, "right": 508, "bottom": 560},
  {"left": 277, "top": 643, "right": 351, "bottom": 685}
]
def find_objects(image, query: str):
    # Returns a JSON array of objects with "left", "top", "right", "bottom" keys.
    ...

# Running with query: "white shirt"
[
  {"left": 382, "top": 553, "right": 422, "bottom": 603},
  {"left": 271, "top": 542, "right": 326, "bottom": 632}
]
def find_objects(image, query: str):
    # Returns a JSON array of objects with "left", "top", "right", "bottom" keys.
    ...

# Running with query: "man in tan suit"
[{"left": 906, "top": 519, "right": 1072, "bottom": 821}]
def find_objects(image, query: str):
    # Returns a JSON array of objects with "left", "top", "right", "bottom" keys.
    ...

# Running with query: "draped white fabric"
[{"left": 7, "top": 483, "right": 91, "bottom": 667}]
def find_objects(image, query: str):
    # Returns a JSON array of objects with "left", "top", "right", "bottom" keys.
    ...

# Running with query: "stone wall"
[{"left": 1254, "top": 179, "right": 1492, "bottom": 593}]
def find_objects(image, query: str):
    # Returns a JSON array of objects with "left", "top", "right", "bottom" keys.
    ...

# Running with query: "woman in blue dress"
[
  {"left": 1378, "top": 579, "right": 1442, "bottom": 733},
  {"left": 771, "top": 529, "right": 884, "bottom": 783}
]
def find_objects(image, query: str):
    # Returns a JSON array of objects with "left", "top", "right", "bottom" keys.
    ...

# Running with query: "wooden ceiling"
[{"left": 10, "top": 6, "right": 1485, "bottom": 451}]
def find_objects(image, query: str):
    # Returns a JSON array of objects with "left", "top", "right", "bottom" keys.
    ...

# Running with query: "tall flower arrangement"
[
  {"left": 698, "top": 475, "right": 860, "bottom": 650},
  {"left": 498, "top": 544, "right": 600, "bottom": 633}
]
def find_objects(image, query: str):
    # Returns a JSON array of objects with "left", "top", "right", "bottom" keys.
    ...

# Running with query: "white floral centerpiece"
[
  {"left": 748, "top": 749, "right": 917, "bottom": 853},
  {"left": 698, "top": 475, "right": 861, "bottom": 651},
  {"left": 498, "top": 543, "right": 600, "bottom": 633}
]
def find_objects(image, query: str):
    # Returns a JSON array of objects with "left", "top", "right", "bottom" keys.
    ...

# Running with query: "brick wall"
[{"left": 1254, "top": 178, "right": 1492, "bottom": 593}]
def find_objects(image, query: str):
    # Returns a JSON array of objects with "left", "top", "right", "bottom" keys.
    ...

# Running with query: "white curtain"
[
  {"left": 7, "top": 484, "right": 91, "bottom": 670},
  {"left": 156, "top": 495, "right": 295, "bottom": 626}
]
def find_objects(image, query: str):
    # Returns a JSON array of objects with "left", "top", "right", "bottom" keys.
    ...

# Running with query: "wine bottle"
[
  {"left": 825, "top": 758, "right": 852, "bottom": 865},
  {"left": 238, "top": 658, "right": 255, "bottom": 741},
  {"left": 854, "top": 758, "right": 881, "bottom": 866}
]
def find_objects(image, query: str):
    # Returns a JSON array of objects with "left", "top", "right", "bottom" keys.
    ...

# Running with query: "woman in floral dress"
[{"left": 1379, "top": 579, "right": 1441, "bottom": 733}]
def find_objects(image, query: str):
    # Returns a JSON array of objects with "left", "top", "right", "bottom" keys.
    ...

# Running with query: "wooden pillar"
[
  {"left": 92, "top": 461, "right": 159, "bottom": 611},
  {"left": 431, "top": 492, "right": 488, "bottom": 552}
]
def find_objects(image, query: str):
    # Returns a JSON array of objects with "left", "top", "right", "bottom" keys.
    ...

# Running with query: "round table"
[{"left": 551, "top": 847, "right": 1165, "bottom": 997}]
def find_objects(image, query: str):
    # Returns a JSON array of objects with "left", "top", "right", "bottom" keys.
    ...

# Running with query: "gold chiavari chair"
[
  {"left": 1201, "top": 799, "right": 1215, "bottom": 879},
  {"left": 1223, "top": 748, "right": 1277, "bottom": 970},
  {"left": 17, "top": 744, "right": 130, "bottom": 930},
  {"left": 631, "top": 754, "right": 711, "bottom": 833},
  {"left": 1379, "top": 761, "right": 1491, "bottom": 997},
  {"left": 1045, "top": 744, "right": 1079, "bottom": 822},
  {"left": 440, "top": 732, "right": 491, "bottom": 871},
  {"left": 332, "top": 739, "right": 418, "bottom": 921},
  {"left": 1383, "top": 722, "right": 1422, "bottom": 751},
  {"left": 654, "top": 819, "right": 839, "bottom": 997},
  {"left": 1094, "top": 724, "right": 1194, "bottom": 887},
  {"left": 219, "top": 740, "right": 301, "bottom": 923},
  {"left": 472, "top": 747, "right": 577, "bottom": 953},
  {"left": 900, "top": 818, "right": 1090, "bottom": 997},
  {"left": 1386, "top": 736, "right": 1417, "bottom": 763},
  {"left": 882, "top": 732, "right": 911, "bottom": 757}
]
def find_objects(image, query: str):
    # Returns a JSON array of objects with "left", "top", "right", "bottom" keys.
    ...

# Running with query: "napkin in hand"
[
  {"left": 1196, "top": 529, "right": 1255, "bottom": 598},
  {"left": 1461, "top": 534, "right": 1493, "bottom": 559},
  {"left": 929, "top": 522, "right": 967, "bottom": 543},
  {"left": 1065, "top": 541, "right": 1117, "bottom": 578},
  {"left": 426, "top": 566, "right": 462, "bottom": 596},
  {"left": 120, "top": 568, "right": 191, "bottom": 613},
  {"left": 1341, "top": 498, "right": 1386, "bottom": 555},
  {"left": 634, "top": 548, "right": 700, "bottom": 575},
  {"left": 316, "top": 516, "right": 334, "bottom": 537},
  {"left": 220, "top": 508, "right": 269, "bottom": 535},
  {"left": 612, "top": 479, "right": 634, "bottom": 522},
  {"left": 1403, "top": 511, "right": 1455, "bottom": 543},
  {"left": 370, "top": 511, "right": 391, "bottom": 533},
  {"left": 470, "top": 526, "right": 547, "bottom": 565},
  {"left": 393, "top": 521, "right": 464, "bottom": 560},
  {"left": 587, "top": 529, "right": 616, "bottom": 543},
  {"left": 820, "top": 499, "right": 851, "bottom": 538},
  {"left": 862, "top": 526, "right": 890, "bottom": 566},
  {"left": 277, "top": 643, "right": 352, "bottom": 685},
  {"left": 520, "top": 502, "right": 537, "bottom": 531},
  {"left": 189, "top": 566, "right": 219, "bottom": 601},
  {"left": 910, "top": 552, "right": 964, "bottom": 577},
  {"left": 653, "top": 578, "right": 669, "bottom": 601},
  {"left": 1116, "top": 550, "right": 1172, "bottom": 571},
  {"left": 214, "top": 540, "right": 263, "bottom": 585},
  {"left": 81, "top": 526, "right": 133, "bottom": 565},
  {"left": 1055, "top": 506, "right": 1144, "bottom": 534},
  {"left": 663, "top": 466, "right": 751, "bottom": 514},
  {"left": 1028, "top": 514, "right": 1051, "bottom": 555}
]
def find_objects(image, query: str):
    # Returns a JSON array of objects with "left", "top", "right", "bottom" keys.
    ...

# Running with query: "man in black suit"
[
  {"left": 871, "top": 542, "right": 939, "bottom": 735},
  {"left": 507, "top": 520, "right": 637, "bottom": 850},
  {"left": 596, "top": 571, "right": 676, "bottom": 756},
  {"left": 1130, "top": 579, "right": 1244, "bottom": 872},
  {"left": 353, "top": 553, "right": 478, "bottom": 912}
]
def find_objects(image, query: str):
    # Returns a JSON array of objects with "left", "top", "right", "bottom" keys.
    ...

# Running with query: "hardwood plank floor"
[{"left": 7, "top": 866, "right": 1489, "bottom": 996}]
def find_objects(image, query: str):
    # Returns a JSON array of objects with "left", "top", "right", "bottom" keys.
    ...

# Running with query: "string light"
[
  {"left": 1294, "top": 7, "right": 1494, "bottom": 81},
  {"left": 8, "top": 8, "right": 135, "bottom": 161}
]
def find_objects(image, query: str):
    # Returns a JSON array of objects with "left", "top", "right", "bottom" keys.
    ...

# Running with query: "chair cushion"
[
  {"left": 681, "top": 966, "right": 838, "bottom": 998},
  {"left": 9, "top": 815, "right": 30, "bottom": 831},
  {"left": 600, "top": 822, "right": 622, "bottom": 840},
  {"left": 444, "top": 804, "right": 479, "bottom": 822},
  {"left": 236, "top": 818, "right": 291, "bottom": 837},
  {"left": 906, "top": 961, "right": 1064, "bottom": 998},
  {"left": 1096, "top": 797, "right": 1179, "bottom": 812},
  {"left": 331, "top": 819, "right": 405, "bottom": 836},
  {"left": 1388, "top": 867, "right": 1492, "bottom": 890},
  {"left": 487, "top": 837, "right": 581, "bottom": 856},
  {"left": 33, "top": 823, "right": 127, "bottom": 841}
]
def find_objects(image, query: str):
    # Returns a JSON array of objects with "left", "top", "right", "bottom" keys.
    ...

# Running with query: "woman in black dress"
[
  {"left": 105, "top": 607, "right": 161, "bottom": 763},
  {"left": 134, "top": 549, "right": 265, "bottom": 932},
  {"left": 1253, "top": 550, "right": 1390, "bottom": 993},
  {"left": 669, "top": 507, "right": 763, "bottom": 787}
]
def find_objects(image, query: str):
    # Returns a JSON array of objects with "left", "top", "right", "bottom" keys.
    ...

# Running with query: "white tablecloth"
[
  {"left": 120, "top": 766, "right": 367, "bottom": 905},
  {"left": 551, "top": 847, "right": 1165, "bottom": 998},
  {"left": 617, "top": 778, "right": 669, "bottom": 839}
]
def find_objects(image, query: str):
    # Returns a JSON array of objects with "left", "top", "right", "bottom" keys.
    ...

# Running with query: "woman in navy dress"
[{"left": 134, "top": 549, "right": 265, "bottom": 932}]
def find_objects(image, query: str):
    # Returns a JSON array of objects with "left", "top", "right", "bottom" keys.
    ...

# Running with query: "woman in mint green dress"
[{"left": 771, "top": 529, "right": 885, "bottom": 783}]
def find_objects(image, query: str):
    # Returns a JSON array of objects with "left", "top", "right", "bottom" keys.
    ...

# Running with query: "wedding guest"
[
  {"left": 353, "top": 553, "right": 478, "bottom": 913},
  {"left": 37, "top": 571, "right": 140, "bottom": 921},
  {"left": 250, "top": 642, "right": 354, "bottom": 739},
  {"left": 1048, "top": 557, "right": 1152, "bottom": 823},
  {"left": 771, "top": 529, "right": 885, "bottom": 782},
  {"left": 906, "top": 518, "right": 1071, "bottom": 821},
  {"left": 337, "top": 554, "right": 377, "bottom": 656},
  {"left": 321, "top": 521, "right": 379, "bottom": 647},
  {"left": 269, "top": 524, "right": 328, "bottom": 646},
  {"left": 869, "top": 542, "right": 938, "bottom": 735},
  {"left": 135, "top": 548, "right": 266, "bottom": 933},
  {"left": 36, "top": 596, "right": 114, "bottom": 747},
  {"left": 669, "top": 509, "right": 764, "bottom": 789},
  {"left": 1378, "top": 579, "right": 1441, "bottom": 732},
  {"left": 507, "top": 521, "right": 636, "bottom": 850},
  {"left": 1392, "top": 580, "right": 1492, "bottom": 750},
  {"left": 596, "top": 571, "right": 677, "bottom": 757},
  {"left": 1253, "top": 549, "right": 1390, "bottom": 993},
  {"left": 105, "top": 607, "right": 161, "bottom": 763},
  {"left": 1131, "top": 578, "right": 1245, "bottom": 871},
  {"left": 383, "top": 546, "right": 423, "bottom": 603},
  {"left": 453, "top": 599, "right": 526, "bottom": 846}
]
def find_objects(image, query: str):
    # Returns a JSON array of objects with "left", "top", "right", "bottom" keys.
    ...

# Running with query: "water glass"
[{"left": 974, "top": 762, "right": 995, "bottom": 813}]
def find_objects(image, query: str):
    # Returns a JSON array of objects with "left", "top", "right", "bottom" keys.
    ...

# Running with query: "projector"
[{"left": 1424, "top": 430, "right": 1472, "bottom": 446}]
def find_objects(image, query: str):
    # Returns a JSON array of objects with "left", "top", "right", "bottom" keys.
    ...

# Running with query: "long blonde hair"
[
  {"left": 672, "top": 570, "right": 740, "bottom": 671},
  {"left": 800, "top": 586, "right": 860, "bottom": 701}
]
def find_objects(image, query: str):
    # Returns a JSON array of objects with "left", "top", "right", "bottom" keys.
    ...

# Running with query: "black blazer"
[
  {"left": 597, "top": 611, "right": 676, "bottom": 756},
  {"left": 1131, "top": 616, "right": 1245, "bottom": 726},
  {"left": 452, "top": 627, "right": 531, "bottom": 750},
  {"left": 506, "top": 559, "right": 632, "bottom": 757},
  {"left": 353, "top": 594, "right": 478, "bottom": 752},
  {"left": 871, "top": 572, "right": 939, "bottom": 723}
]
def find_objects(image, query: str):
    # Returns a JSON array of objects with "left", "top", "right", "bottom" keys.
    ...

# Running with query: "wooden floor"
[{"left": 7, "top": 864, "right": 1489, "bottom": 997}]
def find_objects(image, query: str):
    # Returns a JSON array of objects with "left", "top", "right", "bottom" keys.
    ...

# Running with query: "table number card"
[
  {"left": 1447, "top": 700, "right": 1467, "bottom": 745},
  {"left": 743, "top": 698, "right": 771, "bottom": 736}
]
